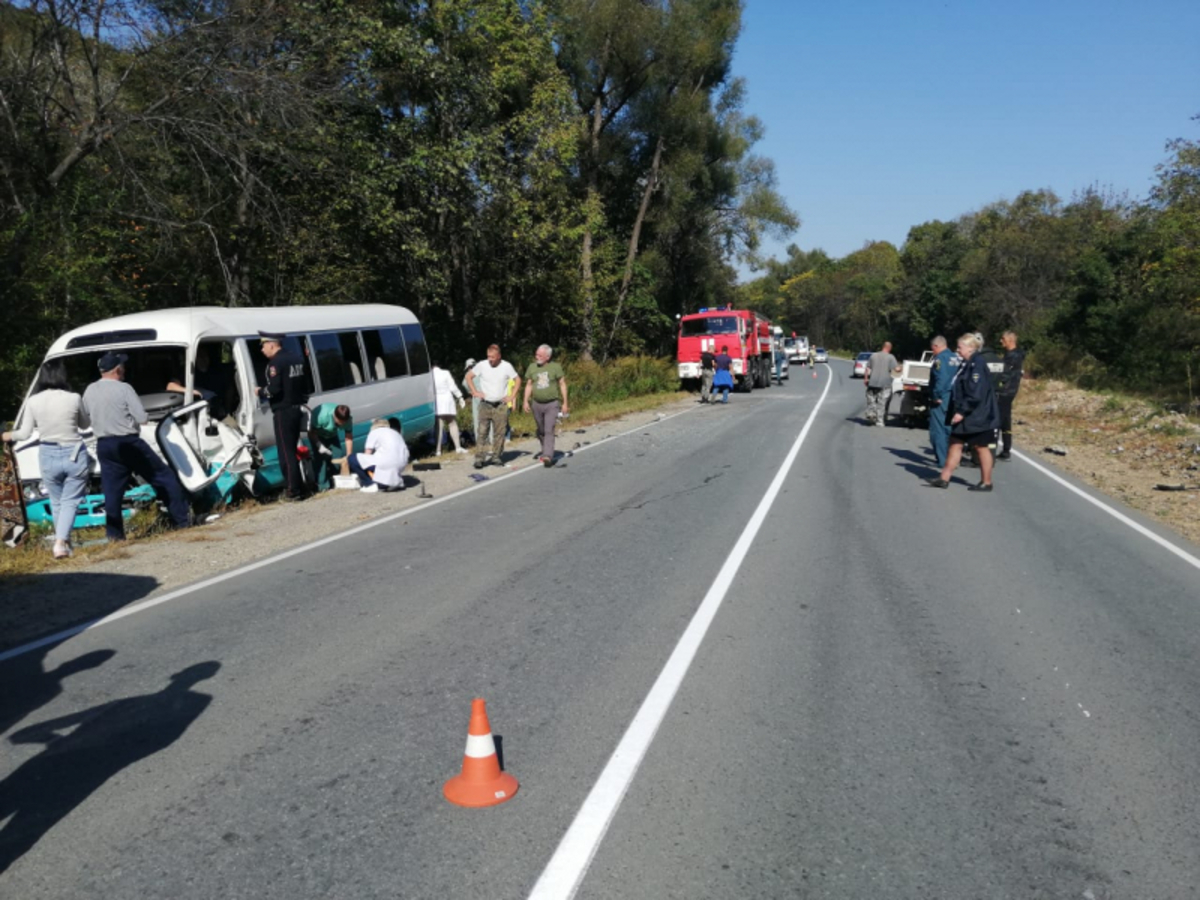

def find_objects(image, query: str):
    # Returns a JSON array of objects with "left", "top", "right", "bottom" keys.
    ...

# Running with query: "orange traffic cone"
[
  {"left": 812, "top": 365, "right": 818, "bottom": 379},
  {"left": 443, "top": 698, "right": 519, "bottom": 807}
]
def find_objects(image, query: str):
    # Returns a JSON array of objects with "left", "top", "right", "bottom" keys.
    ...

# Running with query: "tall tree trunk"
[
  {"left": 578, "top": 36, "right": 612, "bottom": 362},
  {"left": 227, "top": 144, "right": 252, "bottom": 307},
  {"left": 602, "top": 134, "right": 664, "bottom": 362}
]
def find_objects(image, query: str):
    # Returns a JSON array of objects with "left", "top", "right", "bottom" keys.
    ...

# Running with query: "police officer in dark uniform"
[
  {"left": 994, "top": 330, "right": 1025, "bottom": 460},
  {"left": 926, "top": 332, "right": 1000, "bottom": 491},
  {"left": 257, "top": 331, "right": 309, "bottom": 500}
]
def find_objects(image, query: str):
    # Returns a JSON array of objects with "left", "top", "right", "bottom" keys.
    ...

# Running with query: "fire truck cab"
[{"left": 676, "top": 307, "right": 774, "bottom": 392}]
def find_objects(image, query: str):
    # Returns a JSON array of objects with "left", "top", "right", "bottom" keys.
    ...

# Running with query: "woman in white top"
[
  {"left": 431, "top": 364, "right": 467, "bottom": 455},
  {"left": 1, "top": 360, "right": 92, "bottom": 558}
]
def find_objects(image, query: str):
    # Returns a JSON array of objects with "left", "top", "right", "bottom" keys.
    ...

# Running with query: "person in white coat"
[
  {"left": 349, "top": 419, "right": 411, "bottom": 493},
  {"left": 431, "top": 364, "right": 467, "bottom": 455}
]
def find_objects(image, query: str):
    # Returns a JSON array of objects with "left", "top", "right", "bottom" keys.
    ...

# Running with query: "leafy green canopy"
[{"left": 0, "top": 0, "right": 796, "bottom": 415}]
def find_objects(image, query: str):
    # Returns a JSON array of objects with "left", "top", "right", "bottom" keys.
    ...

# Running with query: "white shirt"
[
  {"left": 360, "top": 427, "right": 410, "bottom": 487},
  {"left": 470, "top": 359, "right": 518, "bottom": 402}
]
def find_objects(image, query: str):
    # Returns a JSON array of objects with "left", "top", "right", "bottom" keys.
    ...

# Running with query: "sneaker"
[
  {"left": 924, "top": 478, "right": 950, "bottom": 488},
  {"left": 455, "top": 448, "right": 468, "bottom": 454},
  {"left": 52, "top": 540, "right": 72, "bottom": 559},
  {"left": 542, "top": 456, "right": 554, "bottom": 468},
  {"left": 474, "top": 459, "right": 486, "bottom": 469},
  {"left": 968, "top": 482, "right": 994, "bottom": 492},
  {"left": 996, "top": 452, "right": 1011, "bottom": 461},
  {"left": 359, "top": 484, "right": 379, "bottom": 494}
]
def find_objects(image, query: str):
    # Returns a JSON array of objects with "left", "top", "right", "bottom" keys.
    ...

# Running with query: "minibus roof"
[{"left": 46, "top": 305, "right": 419, "bottom": 356}]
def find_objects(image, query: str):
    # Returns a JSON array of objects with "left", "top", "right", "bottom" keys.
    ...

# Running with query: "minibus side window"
[
  {"left": 310, "top": 333, "right": 349, "bottom": 391},
  {"left": 361, "top": 328, "right": 408, "bottom": 380},
  {"left": 247, "top": 335, "right": 315, "bottom": 397},
  {"left": 338, "top": 331, "right": 365, "bottom": 385},
  {"left": 401, "top": 324, "right": 430, "bottom": 376}
]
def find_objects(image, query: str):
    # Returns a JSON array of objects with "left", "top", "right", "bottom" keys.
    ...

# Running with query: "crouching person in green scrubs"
[{"left": 306, "top": 403, "right": 354, "bottom": 490}]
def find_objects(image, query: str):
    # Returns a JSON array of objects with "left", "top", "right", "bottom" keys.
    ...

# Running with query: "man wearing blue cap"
[
  {"left": 256, "top": 331, "right": 309, "bottom": 499},
  {"left": 83, "top": 352, "right": 191, "bottom": 540}
]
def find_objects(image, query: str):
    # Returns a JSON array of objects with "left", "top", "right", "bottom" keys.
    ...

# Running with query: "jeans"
[
  {"left": 39, "top": 443, "right": 90, "bottom": 543},
  {"left": 96, "top": 435, "right": 190, "bottom": 540},
  {"left": 348, "top": 452, "right": 375, "bottom": 485}
]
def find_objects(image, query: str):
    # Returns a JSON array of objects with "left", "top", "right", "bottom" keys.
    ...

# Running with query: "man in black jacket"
[
  {"left": 256, "top": 331, "right": 310, "bottom": 500},
  {"left": 995, "top": 331, "right": 1025, "bottom": 460}
]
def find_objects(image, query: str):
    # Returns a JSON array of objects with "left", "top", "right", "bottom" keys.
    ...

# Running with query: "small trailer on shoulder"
[{"left": 886, "top": 351, "right": 935, "bottom": 428}]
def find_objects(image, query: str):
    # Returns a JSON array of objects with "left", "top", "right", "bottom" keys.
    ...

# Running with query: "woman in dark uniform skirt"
[{"left": 925, "top": 333, "right": 1001, "bottom": 492}]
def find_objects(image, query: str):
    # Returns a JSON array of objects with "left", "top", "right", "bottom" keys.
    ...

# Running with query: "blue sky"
[{"left": 731, "top": 0, "right": 1200, "bottom": 271}]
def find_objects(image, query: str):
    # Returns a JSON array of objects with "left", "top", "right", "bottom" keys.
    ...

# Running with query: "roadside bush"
[{"left": 565, "top": 356, "right": 678, "bottom": 405}]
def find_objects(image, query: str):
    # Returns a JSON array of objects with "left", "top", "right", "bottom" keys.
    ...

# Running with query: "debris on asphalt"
[{"left": 1044, "top": 445, "right": 1069, "bottom": 456}]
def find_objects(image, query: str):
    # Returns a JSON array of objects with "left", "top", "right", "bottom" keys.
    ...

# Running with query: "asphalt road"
[{"left": 2, "top": 360, "right": 1199, "bottom": 899}]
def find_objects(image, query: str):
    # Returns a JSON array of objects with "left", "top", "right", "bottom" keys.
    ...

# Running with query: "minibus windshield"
[{"left": 53, "top": 346, "right": 186, "bottom": 398}]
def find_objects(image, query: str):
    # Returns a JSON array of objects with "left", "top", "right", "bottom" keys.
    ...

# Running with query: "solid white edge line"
[
  {"left": 527, "top": 365, "right": 834, "bottom": 900},
  {"left": 1013, "top": 449, "right": 1200, "bottom": 573},
  {"left": 0, "top": 406, "right": 699, "bottom": 664}
]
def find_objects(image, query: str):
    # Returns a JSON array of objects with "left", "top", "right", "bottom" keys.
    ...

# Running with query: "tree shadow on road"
[
  {"left": 0, "top": 572, "right": 160, "bottom": 656},
  {"left": 0, "top": 660, "right": 220, "bottom": 875}
]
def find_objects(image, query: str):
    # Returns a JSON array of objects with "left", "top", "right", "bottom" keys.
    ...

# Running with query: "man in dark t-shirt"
[{"left": 700, "top": 349, "right": 715, "bottom": 403}]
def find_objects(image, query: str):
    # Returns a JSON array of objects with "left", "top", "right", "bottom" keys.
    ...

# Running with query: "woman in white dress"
[{"left": 431, "top": 364, "right": 467, "bottom": 455}]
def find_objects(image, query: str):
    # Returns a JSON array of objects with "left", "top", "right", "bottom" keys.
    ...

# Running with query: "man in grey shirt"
[
  {"left": 83, "top": 352, "right": 190, "bottom": 540},
  {"left": 864, "top": 341, "right": 901, "bottom": 427}
]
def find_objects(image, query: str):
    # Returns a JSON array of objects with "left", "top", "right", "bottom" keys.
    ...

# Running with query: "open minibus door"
[{"left": 156, "top": 400, "right": 260, "bottom": 495}]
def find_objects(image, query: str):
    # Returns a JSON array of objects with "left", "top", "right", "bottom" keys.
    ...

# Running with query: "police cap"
[{"left": 258, "top": 330, "right": 287, "bottom": 343}]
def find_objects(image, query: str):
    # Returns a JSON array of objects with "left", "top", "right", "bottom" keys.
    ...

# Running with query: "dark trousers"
[
  {"left": 97, "top": 435, "right": 190, "bottom": 540},
  {"left": 273, "top": 405, "right": 305, "bottom": 497},
  {"left": 929, "top": 397, "right": 952, "bottom": 467},
  {"left": 347, "top": 452, "right": 374, "bottom": 486},
  {"left": 998, "top": 395, "right": 1014, "bottom": 455}
]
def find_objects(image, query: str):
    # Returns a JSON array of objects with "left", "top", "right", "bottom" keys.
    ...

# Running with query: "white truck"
[
  {"left": 886, "top": 351, "right": 934, "bottom": 427},
  {"left": 785, "top": 335, "right": 811, "bottom": 365}
]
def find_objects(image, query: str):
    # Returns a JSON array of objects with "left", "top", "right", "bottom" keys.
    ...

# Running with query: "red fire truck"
[{"left": 676, "top": 307, "right": 774, "bottom": 391}]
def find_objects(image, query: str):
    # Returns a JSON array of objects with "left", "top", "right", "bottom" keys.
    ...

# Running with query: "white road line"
[
  {"left": 0, "top": 406, "right": 698, "bottom": 664},
  {"left": 528, "top": 368, "right": 834, "bottom": 900},
  {"left": 1015, "top": 449, "right": 1200, "bottom": 573}
]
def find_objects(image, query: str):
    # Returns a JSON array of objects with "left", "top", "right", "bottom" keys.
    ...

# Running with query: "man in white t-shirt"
[
  {"left": 349, "top": 419, "right": 410, "bottom": 492},
  {"left": 465, "top": 344, "right": 520, "bottom": 468}
]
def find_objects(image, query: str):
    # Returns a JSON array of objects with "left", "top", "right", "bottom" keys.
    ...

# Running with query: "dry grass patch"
[{"left": 1014, "top": 379, "right": 1200, "bottom": 546}]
